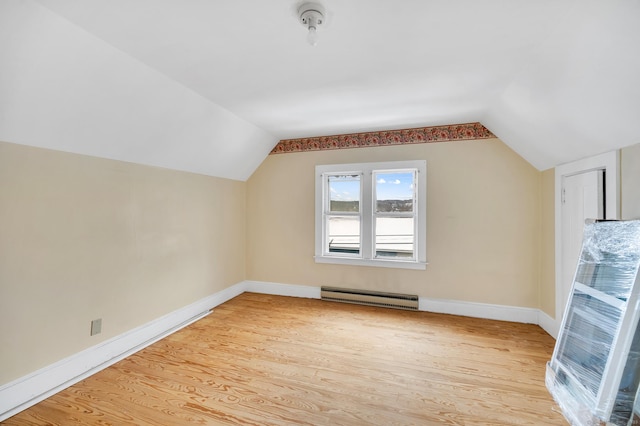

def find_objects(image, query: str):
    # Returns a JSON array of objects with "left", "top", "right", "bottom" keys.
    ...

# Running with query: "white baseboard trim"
[
  {"left": 0, "top": 281, "right": 246, "bottom": 422},
  {"left": 419, "top": 297, "right": 540, "bottom": 324},
  {"left": 1, "top": 280, "right": 557, "bottom": 421},
  {"left": 537, "top": 310, "right": 559, "bottom": 339},
  {"left": 245, "top": 280, "right": 321, "bottom": 299},
  {"left": 242, "top": 281, "right": 556, "bottom": 333}
]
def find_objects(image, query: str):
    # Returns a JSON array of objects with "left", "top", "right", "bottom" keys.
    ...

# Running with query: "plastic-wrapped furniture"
[{"left": 547, "top": 220, "right": 640, "bottom": 426}]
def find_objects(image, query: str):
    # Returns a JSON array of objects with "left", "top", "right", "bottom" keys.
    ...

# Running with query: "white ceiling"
[{"left": 1, "top": 0, "right": 639, "bottom": 180}]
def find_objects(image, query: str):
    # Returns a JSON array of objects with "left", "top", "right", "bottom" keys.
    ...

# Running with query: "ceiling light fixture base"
[{"left": 298, "top": 2, "right": 325, "bottom": 46}]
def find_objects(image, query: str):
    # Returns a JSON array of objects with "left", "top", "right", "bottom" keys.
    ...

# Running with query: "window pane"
[
  {"left": 327, "top": 216, "right": 360, "bottom": 255},
  {"left": 329, "top": 174, "right": 360, "bottom": 212},
  {"left": 375, "top": 171, "right": 414, "bottom": 212},
  {"left": 375, "top": 217, "right": 414, "bottom": 258}
]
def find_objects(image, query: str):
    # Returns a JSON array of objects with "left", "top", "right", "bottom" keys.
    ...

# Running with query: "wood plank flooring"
[{"left": 4, "top": 293, "right": 568, "bottom": 425}]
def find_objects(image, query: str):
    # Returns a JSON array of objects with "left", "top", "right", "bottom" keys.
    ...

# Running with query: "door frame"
[{"left": 554, "top": 150, "right": 620, "bottom": 335}]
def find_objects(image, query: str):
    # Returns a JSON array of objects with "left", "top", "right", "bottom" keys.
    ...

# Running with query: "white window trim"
[{"left": 315, "top": 160, "right": 427, "bottom": 270}]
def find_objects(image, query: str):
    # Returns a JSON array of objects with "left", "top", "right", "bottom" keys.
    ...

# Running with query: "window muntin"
[{"left": 315, "top": 161, "right": 427, "bottom": 270}]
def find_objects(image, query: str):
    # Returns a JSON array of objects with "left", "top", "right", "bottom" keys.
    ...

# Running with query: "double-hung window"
[{"left": 315, "top": 160, "right": 427, "bottom": 270}]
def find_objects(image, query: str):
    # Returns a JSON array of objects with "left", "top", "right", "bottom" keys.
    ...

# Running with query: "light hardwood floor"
[{"left": 5, "top": 293, "right": 567, "bottom": 425}]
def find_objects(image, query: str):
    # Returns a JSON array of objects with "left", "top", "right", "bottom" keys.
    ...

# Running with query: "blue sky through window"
[
  {"left": 329, "top": 175, "right": 360, "bottom": 202},
  {"left": 376, "top": 172, "right": 414, "bottom": 201},
  {"left": 328, "top": 171, "right": 415, "bottom": 202}
]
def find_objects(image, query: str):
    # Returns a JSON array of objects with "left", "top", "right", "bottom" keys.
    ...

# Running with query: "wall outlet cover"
[{"left": 90, "top": 318, "right": 102, "bottom": 336}]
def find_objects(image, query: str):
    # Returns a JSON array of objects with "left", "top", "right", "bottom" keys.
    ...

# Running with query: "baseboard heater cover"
[{"left": 320, "top": 286, "right": 419, "bottom": 311}]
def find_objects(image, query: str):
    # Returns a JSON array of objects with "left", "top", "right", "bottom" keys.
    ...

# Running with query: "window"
[{"left": 315, "top": 160, "right": 427, "bottom": 269}]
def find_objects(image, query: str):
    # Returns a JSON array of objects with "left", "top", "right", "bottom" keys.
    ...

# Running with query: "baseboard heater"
[{"left": 320, "top": 286, "right": 419, "bottom": 311}]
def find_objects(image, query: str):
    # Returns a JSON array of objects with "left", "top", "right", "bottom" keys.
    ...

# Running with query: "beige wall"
[
  {"left": 1, "top": 136, "right": 561, "bottom": 386},
  {"left": 622, "top": 143, "right": 640, "bottom": 220},
  {"left": 0, "top": 141, "right": 246, "bottom": 385},
  {"left": 539, "top": 168, "right": 556, "bottom": 317},
  {"left": 247, "top": 139, "right": 543, "bottom": 308}
]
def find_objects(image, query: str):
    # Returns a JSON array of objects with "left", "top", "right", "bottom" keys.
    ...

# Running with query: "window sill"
[{"left": 314, "top": 256, "right": 427, "bottom": 270}]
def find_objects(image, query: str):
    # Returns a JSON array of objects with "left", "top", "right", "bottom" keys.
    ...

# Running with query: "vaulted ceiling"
[{"left": 1, "top": 0, "right": 638, "bottom": 180}]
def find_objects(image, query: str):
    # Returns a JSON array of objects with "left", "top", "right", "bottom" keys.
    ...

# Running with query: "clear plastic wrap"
[
  {"left": 576, "top": 221, "right": 640, "bottom": 300},
  {"left": 547, "top": 220, "right": 640, "bottom": 426},
  {"left": 546, "top": 363, "right": 607, "bottom": 426}
]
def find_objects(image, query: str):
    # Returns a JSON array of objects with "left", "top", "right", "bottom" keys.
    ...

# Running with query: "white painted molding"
[
  {"left": 245, "top": 281, "right": 556, "bottom": 334},
  {"left": 245, "top": 280, "right": 321, "bottom": 299},
  {"left": 554, "top": 150, "right": 620, "bottom": 324},
  {"left": 419, "top": 297, "right": 540, "bottom": 324},
  {"left": 537, "top": 310, "right": 559, "bottom": 339},
  {"left": 1, "top": 280, "right": 556, "bottom": 421},
  {"left": 0, "top": 281, "right": 246, "bottom": 422}
]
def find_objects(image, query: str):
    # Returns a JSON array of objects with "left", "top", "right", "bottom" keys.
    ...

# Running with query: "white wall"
[{"left": 622, "top": 143, "right": 640, "bottom": 220}]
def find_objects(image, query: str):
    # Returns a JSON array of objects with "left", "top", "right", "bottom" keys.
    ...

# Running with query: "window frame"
[{"left": 315, "top": 160, "right": 427, "bottom": 270}]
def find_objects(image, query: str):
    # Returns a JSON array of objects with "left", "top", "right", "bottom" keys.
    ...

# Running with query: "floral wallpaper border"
[{"left": 269, "top": 122, "right": 495, "bottom": 155}]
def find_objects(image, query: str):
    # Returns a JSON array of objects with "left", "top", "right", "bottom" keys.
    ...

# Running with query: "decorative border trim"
[
  {"left": 0, "top": 280, "right": 554, "bottom": 422},
  {"left": 270, "top": 122, "right": 495, "bottom": 155}
]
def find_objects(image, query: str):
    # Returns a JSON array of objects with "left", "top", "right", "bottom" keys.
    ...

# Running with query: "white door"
[{"left": 559, "top": 170, "right": 604, "bottom": 319}]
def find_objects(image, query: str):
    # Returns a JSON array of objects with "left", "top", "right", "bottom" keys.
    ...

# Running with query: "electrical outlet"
[{"left": 90, "top": 318, "right": 102, "bottom": 336}]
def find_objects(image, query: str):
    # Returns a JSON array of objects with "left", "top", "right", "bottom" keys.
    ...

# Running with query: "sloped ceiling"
[{"left": 1, "top": 0, "right": 638, "bottom": 180}]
